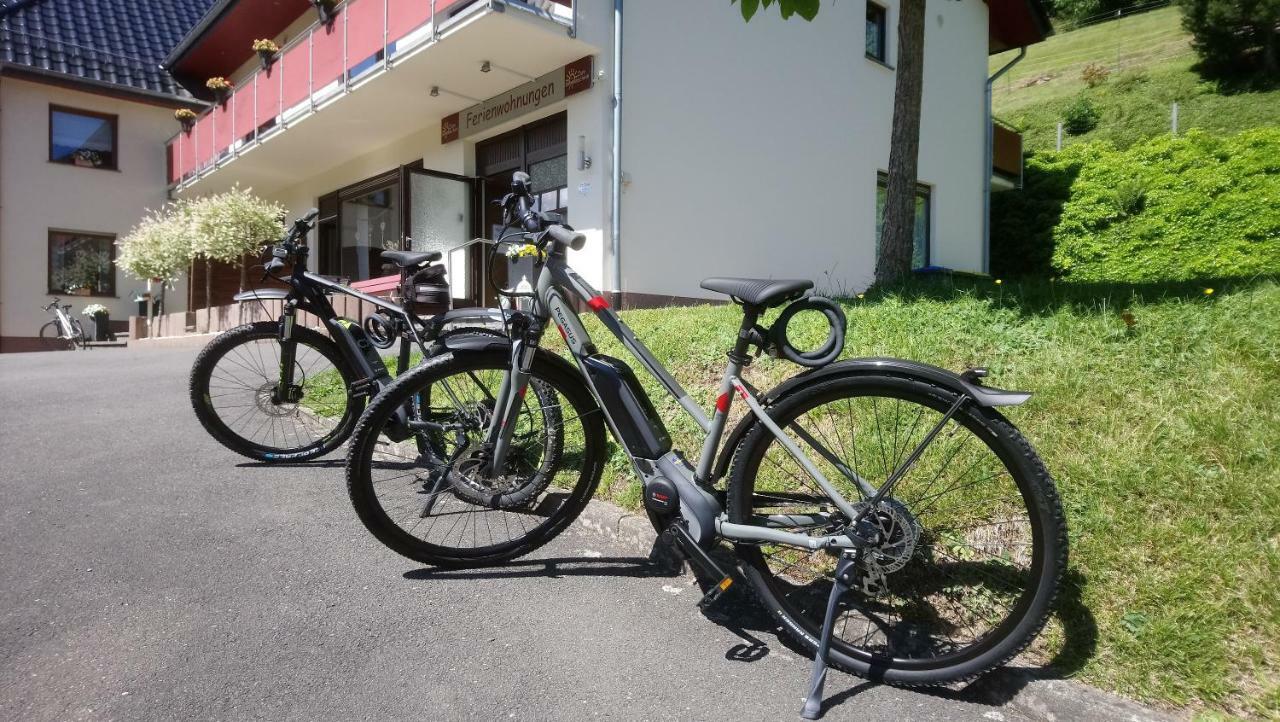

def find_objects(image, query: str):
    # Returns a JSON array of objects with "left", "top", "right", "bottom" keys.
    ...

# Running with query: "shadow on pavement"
[{"left": 403, "top": 543, "right": 1098, "bottom": 719}]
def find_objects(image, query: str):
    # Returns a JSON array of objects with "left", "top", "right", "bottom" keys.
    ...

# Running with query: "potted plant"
[
  {"left": 252, "top": 39, "right": 279, "bottom": 71},
  {"left": 82, "top": 303, "right": 110, "bottom": 342},
  {"left": 174, "top": 108, "right": 197, "bottom": 133},
  {"left": 311, "top": 0, "right": 336, "bottom": 24},
  {"left": 206, "top": 76, "right": 233, "bottom": 104}
]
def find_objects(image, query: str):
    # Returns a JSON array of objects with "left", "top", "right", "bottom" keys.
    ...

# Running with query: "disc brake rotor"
[{"left": 851, "top": 498, "right": 922, "bottom": 574}]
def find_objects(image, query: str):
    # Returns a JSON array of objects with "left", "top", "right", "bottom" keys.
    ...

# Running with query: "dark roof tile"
[{"left": 0, "top": 0, "right": 214, "bottom": 98}]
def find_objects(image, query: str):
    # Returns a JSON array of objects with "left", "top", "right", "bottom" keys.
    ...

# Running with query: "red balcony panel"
[
  {"left": 195, "top": 114, "right": 215, "bottom": 168},
  {"left": 312, "top": 15, "right": 345, "bottom": 89},
  {"left": 257, "top": 66, "right": 281, "bottom": 125},
  {"left": 281, "top": 39, "right": 311, "bottom": 110},
  {"left": 388, "top": 0, "right": 432, "bottom": 44},
  {"left": 213, "top": 100, "right": 234, "bottom": 157},
  {"left": 347, "top": 0, "right": 386, "bottom": 66},
  {"left": 178, "top": 130, "right": 197, "bottom": 178},
  {"left": 232, "top": 78, "right": 257, "bottom": 143}
]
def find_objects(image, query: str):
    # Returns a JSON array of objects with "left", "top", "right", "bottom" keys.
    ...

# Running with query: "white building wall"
[
  {"left": 0, "top": 78, "right": 188, "bottom": 345},
  {"left": 619, "top": 0, "right": 988, "bottom": 300}
]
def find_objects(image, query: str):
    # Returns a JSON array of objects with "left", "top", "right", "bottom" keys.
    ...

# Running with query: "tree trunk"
[
  {"left": 145, "top": 278, "right": 154, "bottom": 339},
  {"left": 240, "top": 254, "right": 248, "bottom": 324},
  {"left": 875, "top": 0, "right": 927, "bottom": 286},
  {"left": 205, "top": 259, "right": 213, "bottom": 331}
]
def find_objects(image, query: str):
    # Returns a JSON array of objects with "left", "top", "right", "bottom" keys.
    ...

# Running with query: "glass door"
[{"left": 405, "top": 169, "right": 478, "bottom": 306}]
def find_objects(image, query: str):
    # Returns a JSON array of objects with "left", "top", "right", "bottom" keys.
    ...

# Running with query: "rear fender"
[{"left": 709, "top": 357, "right": 1031, "bottom": 484}]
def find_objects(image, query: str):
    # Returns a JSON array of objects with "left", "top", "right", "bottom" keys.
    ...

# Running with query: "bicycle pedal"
[{"left": 697, "top": 575, "right": 735, "bottom": 611}]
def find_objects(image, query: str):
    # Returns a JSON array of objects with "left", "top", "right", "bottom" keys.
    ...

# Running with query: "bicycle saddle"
[
  {"left": 381, "top": 250, "right": 442, "bottom": 268},
  {"left": 700, "top": 277, "right": 813, "bottom": 307}
]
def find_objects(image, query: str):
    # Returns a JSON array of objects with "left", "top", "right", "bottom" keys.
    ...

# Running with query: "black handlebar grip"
[
  {"left": 548, "top": 225, "right": 587, "bottom": 251},
  {"left": 302, "top": 208, "right": 320, "bottom": 223}
]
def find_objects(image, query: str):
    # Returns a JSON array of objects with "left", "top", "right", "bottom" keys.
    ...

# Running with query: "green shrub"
[
  {"left": 993, "top": 128, "right": 1280, "bottom": 281},
  {"left": 1051, "top": 128, "right": 1280, "bottom": 281},
  {"left": 1110, "top": 178, "right": 1147, "bottom": 216},
  {"left": 1063, "top": 96, "right": 1101, "bottom": 134}
]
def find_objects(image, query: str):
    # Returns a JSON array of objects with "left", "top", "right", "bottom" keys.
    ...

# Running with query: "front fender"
[{"left": 710, "top": 357, "right": 1031, "bottom": 484}]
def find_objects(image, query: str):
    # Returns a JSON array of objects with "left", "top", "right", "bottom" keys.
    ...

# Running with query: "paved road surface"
[{"left": 1, "top": 345, "right": 1052, "bottom": 721}]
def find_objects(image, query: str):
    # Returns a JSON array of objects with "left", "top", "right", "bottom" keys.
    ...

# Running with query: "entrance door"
[
  {"left": 475, "top": 112, "right": 569, "bottom": 305},
  {"left": 405, "top": 169, "right": 480, "bottom": 306}
]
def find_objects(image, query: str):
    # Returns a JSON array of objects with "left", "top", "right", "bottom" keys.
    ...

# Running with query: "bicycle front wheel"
[
  {"left": 727, "top": 373, "right": 1066, "bottom": 687},
  {"left": 346, "top": 347, "right": 606, "bottom": 568},
  {"left": 189, "top": 321, "right": 362, "bottom": 461}
]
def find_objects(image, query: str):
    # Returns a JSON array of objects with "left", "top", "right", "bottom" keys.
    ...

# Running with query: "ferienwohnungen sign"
[{"left": 441, "top": 56, "right": 593, "bottom": 144}]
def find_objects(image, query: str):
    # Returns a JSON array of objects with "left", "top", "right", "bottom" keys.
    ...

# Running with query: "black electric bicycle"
[
  {"left": 345, "top": 173, "right": 1067, "bottom": 714},
  {"left": 188, "top": 210, "right": 555, "bottom": 464}
]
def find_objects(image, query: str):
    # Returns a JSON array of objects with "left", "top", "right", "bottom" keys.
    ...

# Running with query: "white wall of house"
[
  {"left": 0, "top": 78, "right": 188, "bottom": 345},
  {"left": 619, "top": 0, "right": 988, "bottom": 300}
]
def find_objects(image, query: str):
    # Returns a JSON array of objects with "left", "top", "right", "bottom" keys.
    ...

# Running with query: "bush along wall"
[{"left": 992, "top": 128, "right": 1280, "bottom": 282}]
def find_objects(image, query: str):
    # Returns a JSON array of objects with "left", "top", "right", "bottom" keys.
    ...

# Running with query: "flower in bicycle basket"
[
  {"left": 82, "top": 303, "right": 109, "bottom": 317},
  {"left": 505, "top": 244, "right": 545, "bottom": 261}
]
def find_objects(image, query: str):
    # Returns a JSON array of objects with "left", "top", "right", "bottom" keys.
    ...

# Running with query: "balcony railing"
[{"left": 166, "top": 0, "right": 574, "bottom": 187}]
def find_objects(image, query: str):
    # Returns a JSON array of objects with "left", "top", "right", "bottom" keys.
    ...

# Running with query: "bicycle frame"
[{"left": 487, "top": 245, "right": 879, "bottom": 554}]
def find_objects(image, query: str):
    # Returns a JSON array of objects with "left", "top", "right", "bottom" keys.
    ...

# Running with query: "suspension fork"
[
  {"left": 484, "top": 316, "right": 543, "bottom": 474},
  {"left": 275, "top": 302, "right": 300, "bottom": 401}
]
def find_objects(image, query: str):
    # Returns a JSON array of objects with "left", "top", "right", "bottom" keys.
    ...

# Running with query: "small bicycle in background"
[{"left": 40, "top": 298, "right": 86, "bottom": 350}]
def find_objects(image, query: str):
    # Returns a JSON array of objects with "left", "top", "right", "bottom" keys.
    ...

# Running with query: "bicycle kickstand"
[{"left": 800, "top": 553, "right": 858, "bottom": 720}]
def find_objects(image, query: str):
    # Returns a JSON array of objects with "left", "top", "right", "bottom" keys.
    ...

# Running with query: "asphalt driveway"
[{"left": 0, "top": 345, "right": 1098, "bottom": 721}]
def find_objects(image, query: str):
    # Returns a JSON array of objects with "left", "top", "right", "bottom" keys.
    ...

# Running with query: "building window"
[
  {"left": 866, "top": 2, "right": 888, "bottom": 63},
  {"left": 49, "top": 105, "right": 118, "bottom": 170},
  {"left": 875, "top": 173, "right": 930, "bottom": 269},
  {"left": 48, "top": 230, "right": 116, "bottom": 296}
]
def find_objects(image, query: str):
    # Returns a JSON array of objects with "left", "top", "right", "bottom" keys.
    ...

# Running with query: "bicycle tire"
[
  {"left": 727, "top": 372, "right": 1067, "bottom": 687},
  {"left": 190, "top": 321, "right": 363, "bottom": 461},
  {"left": 346, "top": 347, "right": 606, "bottom": 568}
]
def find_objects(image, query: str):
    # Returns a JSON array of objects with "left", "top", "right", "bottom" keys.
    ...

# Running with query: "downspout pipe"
[
  {"left": 610, "top": 0, "right": 623, "bottom": 306},
  {"left": 982, "top": 46, "right": 1025, "bottom": 275}
]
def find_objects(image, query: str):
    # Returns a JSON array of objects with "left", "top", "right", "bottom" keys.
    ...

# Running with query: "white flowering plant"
[
  {"left": 81, "top": 303, "right": 109, "bottom": 317},
  {"left": 117, "top": 204, "right": 194, "bottom": 283},
  {"left": 188, "top": 186, "right": 285, "bottom": 264}
]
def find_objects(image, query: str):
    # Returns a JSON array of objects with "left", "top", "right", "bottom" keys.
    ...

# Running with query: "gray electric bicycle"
[{"left": 345, "top": 172, "right": 1067, "bottom": 712}]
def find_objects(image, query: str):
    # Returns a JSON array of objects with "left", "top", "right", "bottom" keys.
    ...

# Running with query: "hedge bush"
[{"left": 992, "top": 128, "right": 1280, "bottom": 282}]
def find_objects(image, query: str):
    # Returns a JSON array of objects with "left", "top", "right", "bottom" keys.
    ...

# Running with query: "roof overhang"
[
  {"left": 163, "top": 0, "right": 310, "bottom": 93},
  {"left": 988, "top": 0, "right": 1053, "bottom": 54}
]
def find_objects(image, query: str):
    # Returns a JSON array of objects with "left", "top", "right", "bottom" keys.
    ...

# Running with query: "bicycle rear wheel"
[
  {"left": 190, "top": 321, "right": 362, "bottom": 461},
  {"left": 39, "top": 322, "right": 72, "bottom": 351},
  {"left": 727, "top": 373, "right": 1066, "bottom": 687},
  {"left": 346, "top": 347, "right": 606, "bottom": 568}
]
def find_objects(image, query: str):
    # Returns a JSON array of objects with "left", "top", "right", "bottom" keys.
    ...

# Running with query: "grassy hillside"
[{"left": 989, "top": 6, "right": 1280, "bottom": 152}]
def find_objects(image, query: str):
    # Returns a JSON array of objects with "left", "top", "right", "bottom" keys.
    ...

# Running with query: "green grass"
[
  {"left": 989, "top": 7, "right": 1280, "bottom": 152},
  {"left": 312, "top": 276, "right": 1280, "bottom": 717}
]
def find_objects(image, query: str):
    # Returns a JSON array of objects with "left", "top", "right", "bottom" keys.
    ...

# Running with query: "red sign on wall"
[{"left": 442, "top": 56, "right": 594, "bottom": 144}]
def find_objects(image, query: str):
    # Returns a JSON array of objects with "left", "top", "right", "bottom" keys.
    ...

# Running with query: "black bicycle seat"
[{"left": 381, "top": 250, "right": 442, "bottom": 268}]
